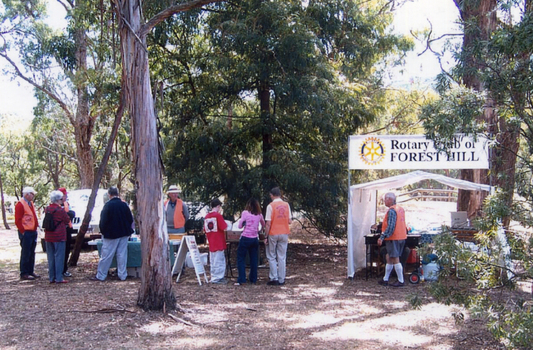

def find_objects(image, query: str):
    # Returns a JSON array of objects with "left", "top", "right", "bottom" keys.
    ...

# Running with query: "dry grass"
[{"left": 0, "top": 223, "right": 511, "bottom": 350}]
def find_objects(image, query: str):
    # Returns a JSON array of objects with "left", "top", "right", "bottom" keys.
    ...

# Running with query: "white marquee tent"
[{"left": 347, "top": 170, "right": 493, "bottom": 278}]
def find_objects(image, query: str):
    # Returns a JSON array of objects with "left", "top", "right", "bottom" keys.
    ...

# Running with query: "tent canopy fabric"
[
  {"left": 347, "top": 170, "right": 493, "bottom": 278},
  {"left": 350, "top": 170, "right": 492, "bottom": 192}
]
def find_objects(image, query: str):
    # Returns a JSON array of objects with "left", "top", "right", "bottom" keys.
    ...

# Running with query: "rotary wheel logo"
[{"left": 359, "top": 137, "right": 386, "bottom": 165}]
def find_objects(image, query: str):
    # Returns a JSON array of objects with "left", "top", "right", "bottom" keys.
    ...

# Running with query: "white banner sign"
[{"left": 349, "top": 135, "right": 489, "bottom": 170}]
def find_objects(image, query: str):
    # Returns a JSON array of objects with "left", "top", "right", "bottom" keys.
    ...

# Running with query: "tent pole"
[{"left": 347, "top": 138, "right": 354, "bottom": 278}]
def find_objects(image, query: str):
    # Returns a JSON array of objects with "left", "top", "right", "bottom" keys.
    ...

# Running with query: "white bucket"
[{"left": 423, "top": 262, "right": 440, "bottom": 281}]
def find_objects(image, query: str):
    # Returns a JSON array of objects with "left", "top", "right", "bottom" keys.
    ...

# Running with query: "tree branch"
[
  {"left": 141, "top": 0, "right": 225, "bottom": 37},
  {"left": 0, "top": 52, "right": 74, "bottom": 124}
]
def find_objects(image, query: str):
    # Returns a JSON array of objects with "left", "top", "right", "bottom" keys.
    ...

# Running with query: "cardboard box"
[
  {"left": 226, "top": 230, "right": 241, "bottom": 242},
  {"left": 451, "top": 211, "right": 468, "bottom": 228},
  {"left": 169, "top": 233, "right": 185, "bottom": 241}
]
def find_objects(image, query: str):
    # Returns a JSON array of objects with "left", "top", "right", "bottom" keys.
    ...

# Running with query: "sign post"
[
  {"left": 349, "top": 134, "right": 489, "bottom": 170},
  {"left": 172, "top": 235, "right": 208, "bottom": 285}
]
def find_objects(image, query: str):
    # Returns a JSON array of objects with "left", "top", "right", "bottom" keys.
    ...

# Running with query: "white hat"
[
  {"left": 22, "top": 187, "right": 36, "bottom": 195},
  {"left": 167, "top": 185, "right": 182, "bottom": 194}
]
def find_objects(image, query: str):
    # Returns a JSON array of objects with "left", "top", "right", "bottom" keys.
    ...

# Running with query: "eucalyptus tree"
[
  {"left": 115, "top": 0, "right": 224, "bottom": 311},
  {"left": 422, "top": 0, "right": 526, "bottom": 226},
  {"left": 156, "top": 0, "right": 412, "bottom": 236},
  {"left": 419, "top": 1, "right": 533, "bottom": 347},
  {"left": 28, "top": 106, "right": 79, "bottom": 190},
  {"left": 0, "top": 0, "right": 120, "bottom": 189}
]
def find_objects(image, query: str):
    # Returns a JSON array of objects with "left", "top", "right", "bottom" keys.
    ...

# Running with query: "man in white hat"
[
  {"left": 15, "top": 186, "right": 40, "bottom": 280},
  {"left": 164, "top": 185, "right": 189, "bottom": 233}
]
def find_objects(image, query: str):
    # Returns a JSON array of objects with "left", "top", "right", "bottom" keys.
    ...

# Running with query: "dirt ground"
[{"left": 0, "top": 224, "right": 512, "bottom": 350}]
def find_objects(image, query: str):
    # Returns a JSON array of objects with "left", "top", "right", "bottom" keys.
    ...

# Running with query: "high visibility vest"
[
  {"left": 165, "top": 199, "right": 185, "bottom": 228},
  {"left": 18, "top": 199, "right": 37, "bottom": 231},
  {"left": 269, "top": 201, "right": 290, "bottom": 235},
  {"left": 382, "top": 205, "right": 407, "bottom": 241}
]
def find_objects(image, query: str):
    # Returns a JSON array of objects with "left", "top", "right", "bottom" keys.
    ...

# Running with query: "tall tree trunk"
[
  {"left": 260, "top": 81, "right": 275, "bottom": 210},
  {"left": 117, "top": 0, "right": 175, "bottom": 311},
  {"left": 454, "top": 0, "right": 497, "bottom": 218},
  {"left": 74, "top": 26, "right": 96, "bottom": 189},
  {"left": 0, "top": 172, "right": 10, "bottom": 230},
  {"left": 69, "top": 95, "right": 126, "bottom": 266}
]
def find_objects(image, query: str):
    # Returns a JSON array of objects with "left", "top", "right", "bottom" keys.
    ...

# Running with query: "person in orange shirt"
[
  {"left": 14, "top": 186, "right": 40, "bottom": 280},
  {"left": 377, "top": 192, "right": 407, "bottom": 287},
  {"left": 265, "top": 187, "right": 292, "bottom": 286},
  {"left": 164, "top": 185, "right": 189, "bottom": 234}
]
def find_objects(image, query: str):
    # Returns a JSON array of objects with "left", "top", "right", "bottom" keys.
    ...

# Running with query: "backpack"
[{"left": 42, "top": 207, "right": 60, "bottom": 231}]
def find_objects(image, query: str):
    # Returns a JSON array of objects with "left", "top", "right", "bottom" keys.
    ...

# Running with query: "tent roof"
[{"left": 350, "top": 170, "right": 492, "bottom": 192}]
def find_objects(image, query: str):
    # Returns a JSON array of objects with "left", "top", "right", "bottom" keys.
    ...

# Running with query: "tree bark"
[
  {"left": 74, "top": 26, "right": 96, "bottom": 189},
  {"left": 260, "top": 81, "right": 275, "bottom": 210},
  {"left": 69, "top": 97, "right": 125, "bottom": 266},
  {"left": 114, "top": 0, "right": 223, "bottom": 311},
  {"left": 454, "top": 0, "right": 497, "bottom": 218},
  {"left": 0, "top": 171, "right": 10, "bottom": 230},
  {"left": 117, "top": 0, "right": 175, "bottom": 311}
]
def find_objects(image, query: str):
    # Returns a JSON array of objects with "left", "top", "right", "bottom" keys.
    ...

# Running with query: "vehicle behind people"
[{"left": 68, "top": 189, "right": 108, "bottom": 237}]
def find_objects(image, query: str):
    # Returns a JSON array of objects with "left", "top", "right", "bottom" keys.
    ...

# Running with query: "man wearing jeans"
[
  {"left": 265, "top": 187, "right": 292, "bottom": 286},
  {"left": 90, "top": 187, "right": 133, "bottom": 281},
  {"left": 15, "top": 186, "right": 40, "bottom": 280}
]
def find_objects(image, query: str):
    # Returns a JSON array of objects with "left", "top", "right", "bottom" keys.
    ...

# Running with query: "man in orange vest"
[
  {"left": 265, "top": 187, "right": 292, "bottom": 286},
  {"left": 377, "top": 192, "right": 407, "bottom": 287},
  {"left": 164, "top": 185, "right": 189, "bottom": 233},
  {"left": 14, "top": 186, "right": 40, "bottom": 280}
]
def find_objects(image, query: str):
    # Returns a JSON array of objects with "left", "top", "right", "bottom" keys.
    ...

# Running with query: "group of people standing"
[
  {"left": 15, "top": 183, "right": 293, "bottom": 286},
  {"left": 15, "top": 187, "right": 74, "bottom": 283},
  {"left": 200, "top": 186, "right": 292, "bottom": 286},
  {"left": 15, "top": 185, "right": 133, "bottom": 284}
]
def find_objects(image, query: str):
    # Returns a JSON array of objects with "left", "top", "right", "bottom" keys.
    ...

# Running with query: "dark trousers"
[
  {"left": 236, "top": 236, "right": 259, "bottom": 284},
  {"left": 63, "top": 229, "right": 73, "bottom": 274},
  {"left": 19, "top": 230, "right": 37, "bottom": 276}
]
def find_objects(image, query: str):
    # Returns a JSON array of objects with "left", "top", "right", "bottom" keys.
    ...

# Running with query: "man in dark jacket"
[{"left": 90, "top": 187, "right": 133, "bottom": 281}]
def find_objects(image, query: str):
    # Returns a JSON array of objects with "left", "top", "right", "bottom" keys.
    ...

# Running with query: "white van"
[{"left": 68, "top": 189, "right": 108, "bottom": 236}]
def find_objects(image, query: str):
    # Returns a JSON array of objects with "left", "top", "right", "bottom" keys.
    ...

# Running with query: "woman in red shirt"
[{"left": 44, "top": 191, "right": 71, "bottom": 284}]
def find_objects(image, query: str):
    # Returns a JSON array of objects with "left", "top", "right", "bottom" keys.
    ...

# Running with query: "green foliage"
[
  {"left": 1, "top": 0, "right": 126, "bottom": 192},
  {"left": 407, "top": 292, "right": 423, "bottom": 310},
  {"left": 420, "top": 85, "right": 486, "bottom": 152},
  {"left": 427, "top": 211, "right": 533, "bottom": 348},
  {"left": 155, "top": 0, "right": 412, "bottom": 236}
]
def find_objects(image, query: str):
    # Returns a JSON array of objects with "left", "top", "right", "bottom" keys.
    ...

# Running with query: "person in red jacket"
[
  {"left": 204, "top": 198, "right": 228, "bottom": 284},
  {"left": 44, "top": 191, "right": 71, "bottom": 284},
  {"left": 58, "top": 187, "right": 75, "bottom": 278},
  {"left": 14, "top": 186, "right": 40, "bottom": 280}
]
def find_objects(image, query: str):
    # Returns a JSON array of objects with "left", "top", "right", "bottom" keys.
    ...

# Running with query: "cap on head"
[
  {"left": 22, "top": 187, "right": 36, "bottom": 195},
  {"left": 58, "top": 187, "right": 67, "bottom": 196},
  {"left": 167, "top": 185, "right": 182, "bottom": 194}
]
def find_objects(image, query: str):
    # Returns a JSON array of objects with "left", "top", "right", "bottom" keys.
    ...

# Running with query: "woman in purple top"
[{"left": 235, "top": 198, "right": 266, "bottom": 285}]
